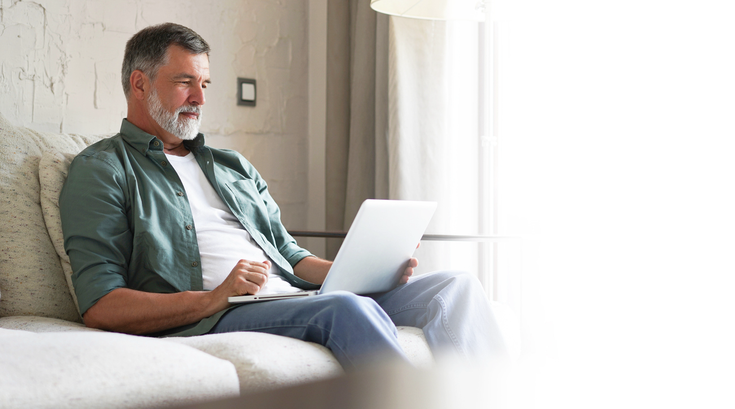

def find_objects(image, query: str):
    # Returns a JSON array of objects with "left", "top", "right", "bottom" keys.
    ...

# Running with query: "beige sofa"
[{"left": 0, "top": 113, "right": 433, "bottom": 409}]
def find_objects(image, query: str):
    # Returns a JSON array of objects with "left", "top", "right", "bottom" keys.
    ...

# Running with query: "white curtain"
[
  {"left": 326, "top": 2, "right": 484, "bottom": 277},
  {"left": 387, "top": 17, "right": 481, "bottom": 276}
]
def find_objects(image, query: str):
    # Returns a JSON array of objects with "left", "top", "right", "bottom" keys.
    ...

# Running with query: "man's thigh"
[
  {"left": 208, "top": 290, "right": 394, "bottom": 339},
  {"left": 208, "top": 291, "right": 410, "bottom": 369}
]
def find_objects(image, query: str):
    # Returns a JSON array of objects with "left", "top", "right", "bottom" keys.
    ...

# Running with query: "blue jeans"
[{"left": 209, "top": 271, "right": 508, "bottom": 370}]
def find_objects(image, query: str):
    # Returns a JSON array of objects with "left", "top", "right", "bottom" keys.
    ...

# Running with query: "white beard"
[{"left": 147, "top": 88, "right": 202, "bottom": 141}]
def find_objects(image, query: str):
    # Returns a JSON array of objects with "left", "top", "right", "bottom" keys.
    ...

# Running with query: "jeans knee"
[
  {"left": 452, "top": 270, "right": 482, "bottom": 288},
  {"left": 418, "top": 270, "right": 487, "bottom": 302},
  {"left": 321, "top": 291, "right": 377, "bottom": 313},
  {"left": 319, "top": 291, "right": 394, "bottom": 327},
  {"left": 422, "top": 270, "right": 478, "bottom": 287},
  {"left": 433, "top": 270, "right": 470, "bottom": 281}
]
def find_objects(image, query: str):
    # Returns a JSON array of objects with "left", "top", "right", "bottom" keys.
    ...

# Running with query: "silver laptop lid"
[{"left": 320, "top": 199, "right": 437, "bottom": 295}]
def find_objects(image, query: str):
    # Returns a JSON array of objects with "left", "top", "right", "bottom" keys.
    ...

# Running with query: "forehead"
[{"left": 160, "top": 45, "right": 210, "bottom": 77}]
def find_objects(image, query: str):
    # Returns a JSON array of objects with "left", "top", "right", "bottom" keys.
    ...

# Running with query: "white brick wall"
[{"left": 0, "top": 0, "right": 310, "bottom": 229}]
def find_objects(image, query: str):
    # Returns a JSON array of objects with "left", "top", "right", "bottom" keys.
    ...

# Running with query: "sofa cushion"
[
  {"left": 169, "top": 332, "right": 344, "bottom": 395},
  {"left": 0, "top": 329, "right": 240, "bottom": 409},
  {"left": 173, "top": 328, "right": 432, "bottom": 394},
  {"left": 0, "top": 316, "right": 433, "bottom": 396},
  {"left": 0, "top": 112, "right": 105, "bottom": 321},
  {"left": 170, "top": 327, "right": 432, "bottom": 394}
]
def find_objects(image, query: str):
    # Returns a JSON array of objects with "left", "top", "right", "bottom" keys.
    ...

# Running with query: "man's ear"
[{"left": 129, "top": 70, "right": 149, "bottom": 101}]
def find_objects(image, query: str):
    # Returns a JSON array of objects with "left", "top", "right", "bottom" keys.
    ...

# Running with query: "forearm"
[
  {"left": 293, "top": 256, "right": 332, "bottom": 284},
  {"left": 82, "top": 287, "right": 220, "bottom": 335}
]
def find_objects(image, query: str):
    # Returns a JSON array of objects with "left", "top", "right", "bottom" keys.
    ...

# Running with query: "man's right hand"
[{"left": 207, "top": 259, "right": 270, "bottom": 311}]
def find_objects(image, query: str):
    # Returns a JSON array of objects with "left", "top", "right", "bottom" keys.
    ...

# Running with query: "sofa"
[{"left": 0, "top": 112, "right": 434, "bottom": 409}]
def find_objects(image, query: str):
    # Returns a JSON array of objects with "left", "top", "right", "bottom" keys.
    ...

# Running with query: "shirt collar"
[{"left": 120, "top": 119, "right": 206, "bottom": 155}]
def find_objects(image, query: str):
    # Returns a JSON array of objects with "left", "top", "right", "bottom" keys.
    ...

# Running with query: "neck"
[{"left": 164, "top": 141, "right": 190, "bottom": 156}]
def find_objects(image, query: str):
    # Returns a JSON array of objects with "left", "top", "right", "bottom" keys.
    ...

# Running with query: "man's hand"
[
  {"left": 207, "top": 259, "right": 270, "bottom": 312},
  {"left": 399, "top": 257, "right": 419, "bottom": 284},
  {"left": 399, "top": 242, "right": 421, "bottom": 284},
  {"left": 224, "top": 259, "right": 270, "bottom": 295}
]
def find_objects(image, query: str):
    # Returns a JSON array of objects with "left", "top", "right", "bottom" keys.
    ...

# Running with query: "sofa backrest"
[{"left": 0, "top": 113, "right": 106, "bottom": 322}]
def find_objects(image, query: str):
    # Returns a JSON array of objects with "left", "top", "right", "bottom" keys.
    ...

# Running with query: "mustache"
[{"left": 177, "top": 105, "right": 202, "bottom": 115}]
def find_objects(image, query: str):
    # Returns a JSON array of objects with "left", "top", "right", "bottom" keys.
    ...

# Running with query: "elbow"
[
  {"left": 80, "top": 289, "right": 128, "bottom": 333},
  {"left": 82, "top": 306, "right": 107, "bottom": 330},
  {"left": 82, "top": 297, "right": 121, "bottom": 332},
  {"left": 81, "top": 293, "right": 149, "bottom": 335}
]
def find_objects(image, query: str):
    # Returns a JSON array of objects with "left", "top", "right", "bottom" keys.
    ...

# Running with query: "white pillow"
[{"left": 38, "top": 151, "right": 81, "bottom": 315}]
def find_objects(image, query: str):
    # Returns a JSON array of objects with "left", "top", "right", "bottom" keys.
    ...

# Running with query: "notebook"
[{"left": 228, "top": 199, "right": 437, "bottom": 304}]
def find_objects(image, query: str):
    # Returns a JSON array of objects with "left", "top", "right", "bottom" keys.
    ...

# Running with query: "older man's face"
[{"left": 146, "top": 45, "right": 210, "bottom": 140}]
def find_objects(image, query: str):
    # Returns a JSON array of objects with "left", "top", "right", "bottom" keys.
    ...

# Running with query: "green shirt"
[{"left": 60, "top": 119, "right": 317, "bottom": 336}]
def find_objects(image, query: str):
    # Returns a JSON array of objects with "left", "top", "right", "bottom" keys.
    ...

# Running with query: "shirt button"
[
  {"left": 153, "top": 141, "right": 160, "bottom": 147},
  {"left": 177, "top": 191, "right": 184, "bottom": 197},
  {"left": 186, "top": 224, "right": 193, "bottom": 230},
  {"left": 161, "top": 161, "right": 168, "bottom": 167},
  {"left": 192, "top": 261, "right": 199, "bottom": 267}
]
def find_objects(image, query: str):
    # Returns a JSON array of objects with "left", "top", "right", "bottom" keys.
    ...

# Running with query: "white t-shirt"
[{"left": 165, "top": 152, "right": 301, "bottom": 294}]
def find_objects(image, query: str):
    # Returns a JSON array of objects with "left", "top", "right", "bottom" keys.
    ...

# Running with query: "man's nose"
[{"left": 190, "top": 85, "right": 206, "bottom": 106}]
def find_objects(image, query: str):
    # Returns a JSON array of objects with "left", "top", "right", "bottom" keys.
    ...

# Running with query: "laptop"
[{"left": 228, "top": 199, "right": 437, "bottom": 303}]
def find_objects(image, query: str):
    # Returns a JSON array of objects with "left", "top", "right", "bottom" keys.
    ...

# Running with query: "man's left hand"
[{"left": 399, "top": 257, "right": 418, "bottom": 284}]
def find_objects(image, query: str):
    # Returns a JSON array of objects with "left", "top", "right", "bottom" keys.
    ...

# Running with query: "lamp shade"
[{"left": 370, "top": 0, "right": 485, "bottom": 21}]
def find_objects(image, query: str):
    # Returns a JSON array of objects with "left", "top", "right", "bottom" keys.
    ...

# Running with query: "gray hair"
[{"left": 121, "top": 23, "right": 210, "bottom": 99}]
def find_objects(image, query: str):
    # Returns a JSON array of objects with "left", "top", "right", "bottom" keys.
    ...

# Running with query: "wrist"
[{"left": 199, "top": 289, "right": 227, "bottom": 317}]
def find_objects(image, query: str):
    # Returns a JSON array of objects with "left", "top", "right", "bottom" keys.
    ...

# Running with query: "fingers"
[
  {"left": 230, "top": 259, "right": 271, "bottom": 295},
  {"left": 236, "top": 259, "right": 270, "bottom": 274},
  {"left": 399, "top": 257, "right": 419, "bottom": 284}
]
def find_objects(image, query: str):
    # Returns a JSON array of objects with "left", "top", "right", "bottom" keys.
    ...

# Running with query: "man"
[{"left": 60, "top": 23, "right": 507, "bottom": 370}]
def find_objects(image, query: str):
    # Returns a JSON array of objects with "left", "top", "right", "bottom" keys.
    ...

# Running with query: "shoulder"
[
  {"left": 64, "top": 135, "right": 130, "bottom": 195},
  {"left": 70, "top": 134, "right": 127, "bottom": 175},
  {"left": 61, "top": 135, "right": 130, "bottom": 209}
]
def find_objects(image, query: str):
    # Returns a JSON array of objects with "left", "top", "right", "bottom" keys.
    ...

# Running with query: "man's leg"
[
  {"left": 208, "top": 290, "right": 409, "bottom": 370},
  {"left": 371, "top": 270, "right": 509, "bottom": 363}
]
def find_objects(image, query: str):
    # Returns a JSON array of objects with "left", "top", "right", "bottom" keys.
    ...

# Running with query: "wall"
[{"left": 0, "top": 0, "right": 310, "bottom": 229}]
